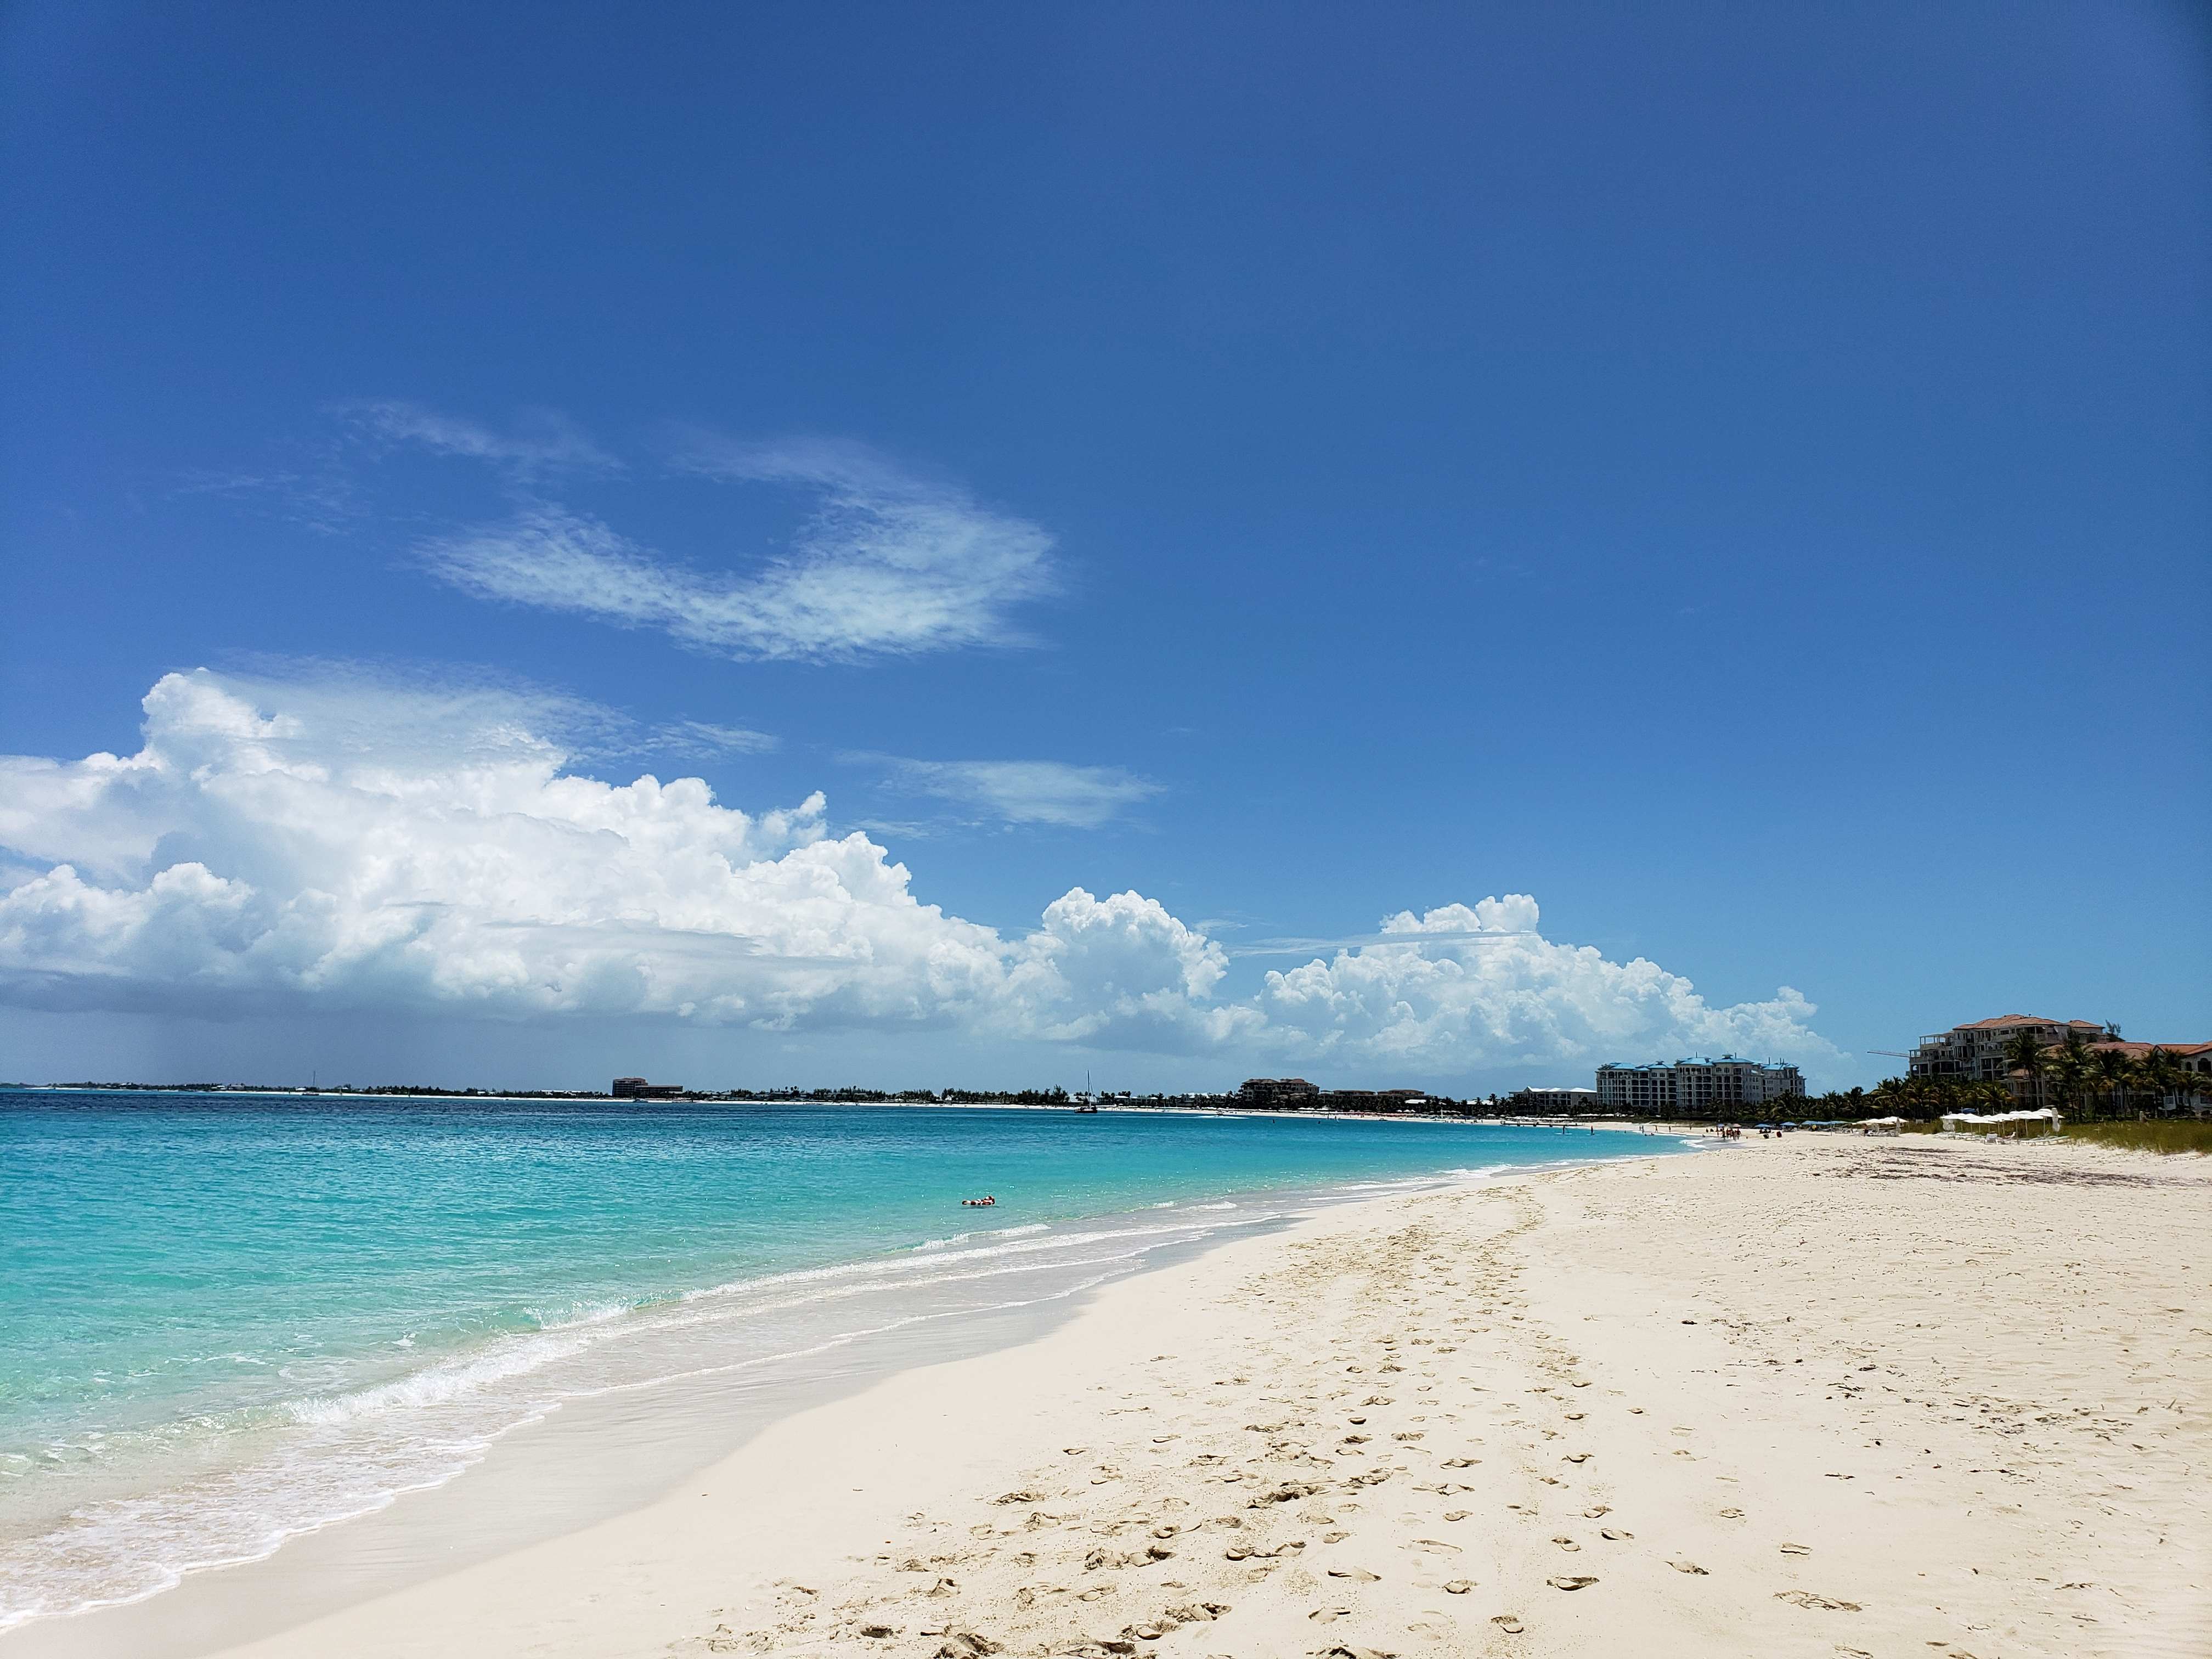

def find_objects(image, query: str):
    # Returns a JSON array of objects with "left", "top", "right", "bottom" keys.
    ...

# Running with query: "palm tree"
[
  {"left": 2000, "top": 1029, "right": 2045, "bottom": 1105},
  {"left": 2092, "top": 1046, "right": 2134, "bottom": 1118},
  {"left": 2050, "top": 1029, "right": 2095, "bottom": 1119},
  {"left": 2140, "top": 1048, "right": 2182, "bottom": 1116}
]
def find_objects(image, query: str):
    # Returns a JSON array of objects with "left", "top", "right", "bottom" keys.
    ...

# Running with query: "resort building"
[
  {"left": 1904, "top": 1017, "right": 2212, "bottom": 1111},
  {"left": 1327, "top": 1088, "right": 1432, "bottom": 1112},
  {"left": 2084, "top": 1040, "right": 2212, "bottom": 1115},
  {"left": 1506, "top": 1087, "right": 1602, "bottom": 1114},
  {"left": 1593, "top": 1065, "right": 1678, "bottom": 1115},
  {"left": 1234, "top": 1077, "right": 1322, "bottom": 1110},
  {"left": 2165, "top": 1043, "right": 2212, "bottom": 1114},
  {"left": 1594, "top": 1057, "right": 1804, "bottom": 1116},
  {"left": 1907, "top": 1015, "right": 2114, "bottom": 1089},
  {"left": 1231, "top": 1079, "right": 1438, "bottom": 1113},
  {"left": 611, "top": 1076, "right": 685, "bottom": 1099}
]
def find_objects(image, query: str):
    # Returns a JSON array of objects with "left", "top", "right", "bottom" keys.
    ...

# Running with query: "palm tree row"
[
  {"left": 1999, "top": 1027, "right": 2202, "bottom": 1121},
  {"left": 1863, "top": 1075, "right": 2013, "bottom": 1117}
]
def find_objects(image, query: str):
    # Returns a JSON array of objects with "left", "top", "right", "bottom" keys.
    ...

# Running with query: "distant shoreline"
[{"left": 4, "top": 1084, "right": 1713, "bottom": 1133}]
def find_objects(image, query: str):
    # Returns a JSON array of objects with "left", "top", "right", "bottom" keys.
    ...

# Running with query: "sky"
[{"left": 2, "top": 1, "right": 2207, "bottom": 1095}]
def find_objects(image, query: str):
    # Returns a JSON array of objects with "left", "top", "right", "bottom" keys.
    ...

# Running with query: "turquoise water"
[{"left": 0, "top": 1092, "right": 1680, "bottom": 1627}]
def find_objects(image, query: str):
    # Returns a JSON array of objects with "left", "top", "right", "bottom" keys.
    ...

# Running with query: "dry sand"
[{"left": 31, "top": 1135, "right": 2212, "bottom": 1658}]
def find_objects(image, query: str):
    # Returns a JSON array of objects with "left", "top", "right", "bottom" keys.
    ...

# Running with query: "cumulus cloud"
[
  {"left": 869, "top": 758, "right": 1163, "bottom": 828},
  {"left": 0, "top": 673, "right": 1181, "bottom": 1043},
  {"left": 420, "top": 439, "right": 1054, "bottom": 662},
  {"left": 1005, "top": 889, "right": 1265, "bottom": 1049},
  {"left": 0, "top": 675, "right": 1840, "bottom": 1078},
  {"left": 1257, "top": 898, "right": 1845, "bottom": 1077}
]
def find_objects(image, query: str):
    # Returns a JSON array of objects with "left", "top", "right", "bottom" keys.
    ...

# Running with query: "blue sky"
[{"left": 3, "top": 1, "right": 2206, "bottom": 1093}]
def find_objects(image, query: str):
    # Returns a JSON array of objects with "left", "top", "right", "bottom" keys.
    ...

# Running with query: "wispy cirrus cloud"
[
  {"left": 186, "top": 408, "right": 1052, "bottom": 663},
  {"left": 861, "top": 756, "right": 1164, "bottom": 828},
  {"left": 336, "top": 400, "right": 622, "bottom": 476},
  {"left": 422, "top": 462, "right": 1062, "bottom": 663},
  {"left": 647, "top": 719, "right": 779, "bottom": 759},
  {"left": 167, "top": 402, "right": 617, "bottom": 534},
  {"left": 418, "top": 436, "right": 1056, "bottom": 662},
  {"left": 169, "top": 464, "right": 364, "bottom": 535}
]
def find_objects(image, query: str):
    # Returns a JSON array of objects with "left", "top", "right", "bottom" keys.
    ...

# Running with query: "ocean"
[{"left": 0, "top": 1091, "right": 1683, "bottom": 1630}]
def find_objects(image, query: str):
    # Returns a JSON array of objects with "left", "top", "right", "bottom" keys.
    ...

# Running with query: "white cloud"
[
  {"left": 420, "top": 439, "right": 1054, "bottom": 662},
  {"left": 1005, "top": 888, "right": 1265, "bottom": 1049},
  {"left": 0, "top": 675, "right": 1841, "bottom": 1080},
  {"left": 1257, "top": 898, "right": 1845, "bottom": 1079},
  {"left": 872, "top": 758, "right": 1162, "bottom": 828},
  {"left": 338, "top": 400, "right": 620, "bottom": 475},
  {"left": 646, "top": 720, "right": 780, "bottom": 759},
  {"left": 0, "top": 673, "right": 1176, "bottom": 1042}
]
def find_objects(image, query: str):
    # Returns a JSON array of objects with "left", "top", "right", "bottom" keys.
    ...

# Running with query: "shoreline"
[
  {"left": 2, "top": 1140, "right": 1684, "bottom": 1653},
  {"left": 22, "top": 1132, "right": 2204, "bottom": 1657},
  {"left": 5, "top": 1090, "right": 1758, "bottom": 1136}
]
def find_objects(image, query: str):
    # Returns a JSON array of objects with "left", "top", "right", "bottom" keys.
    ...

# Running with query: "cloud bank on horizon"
[{"left": 0, "top": 670, "right": 1844, "bottom": 1083}]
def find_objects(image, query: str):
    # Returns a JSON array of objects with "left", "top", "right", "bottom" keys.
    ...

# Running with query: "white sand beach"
[{"left": 19, "top": 1133, "right": 2209, "bottom": 1659}]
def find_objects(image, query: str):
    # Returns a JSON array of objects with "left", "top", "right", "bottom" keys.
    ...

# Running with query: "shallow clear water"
[{"left": 0, "top": 1091, "right": 1679, "bottom": 1627}]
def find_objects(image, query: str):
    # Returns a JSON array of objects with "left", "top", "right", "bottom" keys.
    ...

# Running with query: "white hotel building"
[{"left": 1594, "top": 1056, "right": 1805, "bottom": 1115}]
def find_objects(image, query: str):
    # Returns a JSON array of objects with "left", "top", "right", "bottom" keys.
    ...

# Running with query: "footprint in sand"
[
  {"left": 1444, "top": 1579, "right": 1473, "bottom": 1594},
  {"left": 1668, "top": 1560, "right": 1709, "bottom": 1575},
  {"left": 1600, "top": 1528, "right": 1633, "bottom": 1541},
  {"left": 1773, "top": 1589, "right": 1859, "bottom": 1612},
  {"left": 1551, "top": 1537, "right": 1579, "bottom": 1553},
  {"left": 1547, "top": 1575, "right": 1598, "bottom": 1591},
  {"left": 1492, "top": 1613, "right": 1526, "bottom": 1633}
]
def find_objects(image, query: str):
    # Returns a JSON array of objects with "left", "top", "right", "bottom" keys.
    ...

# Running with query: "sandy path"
[{"left": 26, "top": 1135, "right": 2208, "bottom": 1659}]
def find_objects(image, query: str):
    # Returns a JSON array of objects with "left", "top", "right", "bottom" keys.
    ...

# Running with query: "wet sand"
[{"left": 24, "top": 1133, "right": 2209, "bottom": 1658}]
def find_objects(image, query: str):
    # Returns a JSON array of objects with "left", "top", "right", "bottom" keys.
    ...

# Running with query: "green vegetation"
[
  {"left": 1855, "top": 1040, "right": 2207, "bottom": 1125},
  {"left": 2055, "top": 1119, "right": 2212, "bottom": 1156},
  {"left": 1892, "top": 1110, "right": 2210, "bottom": 1153}
]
